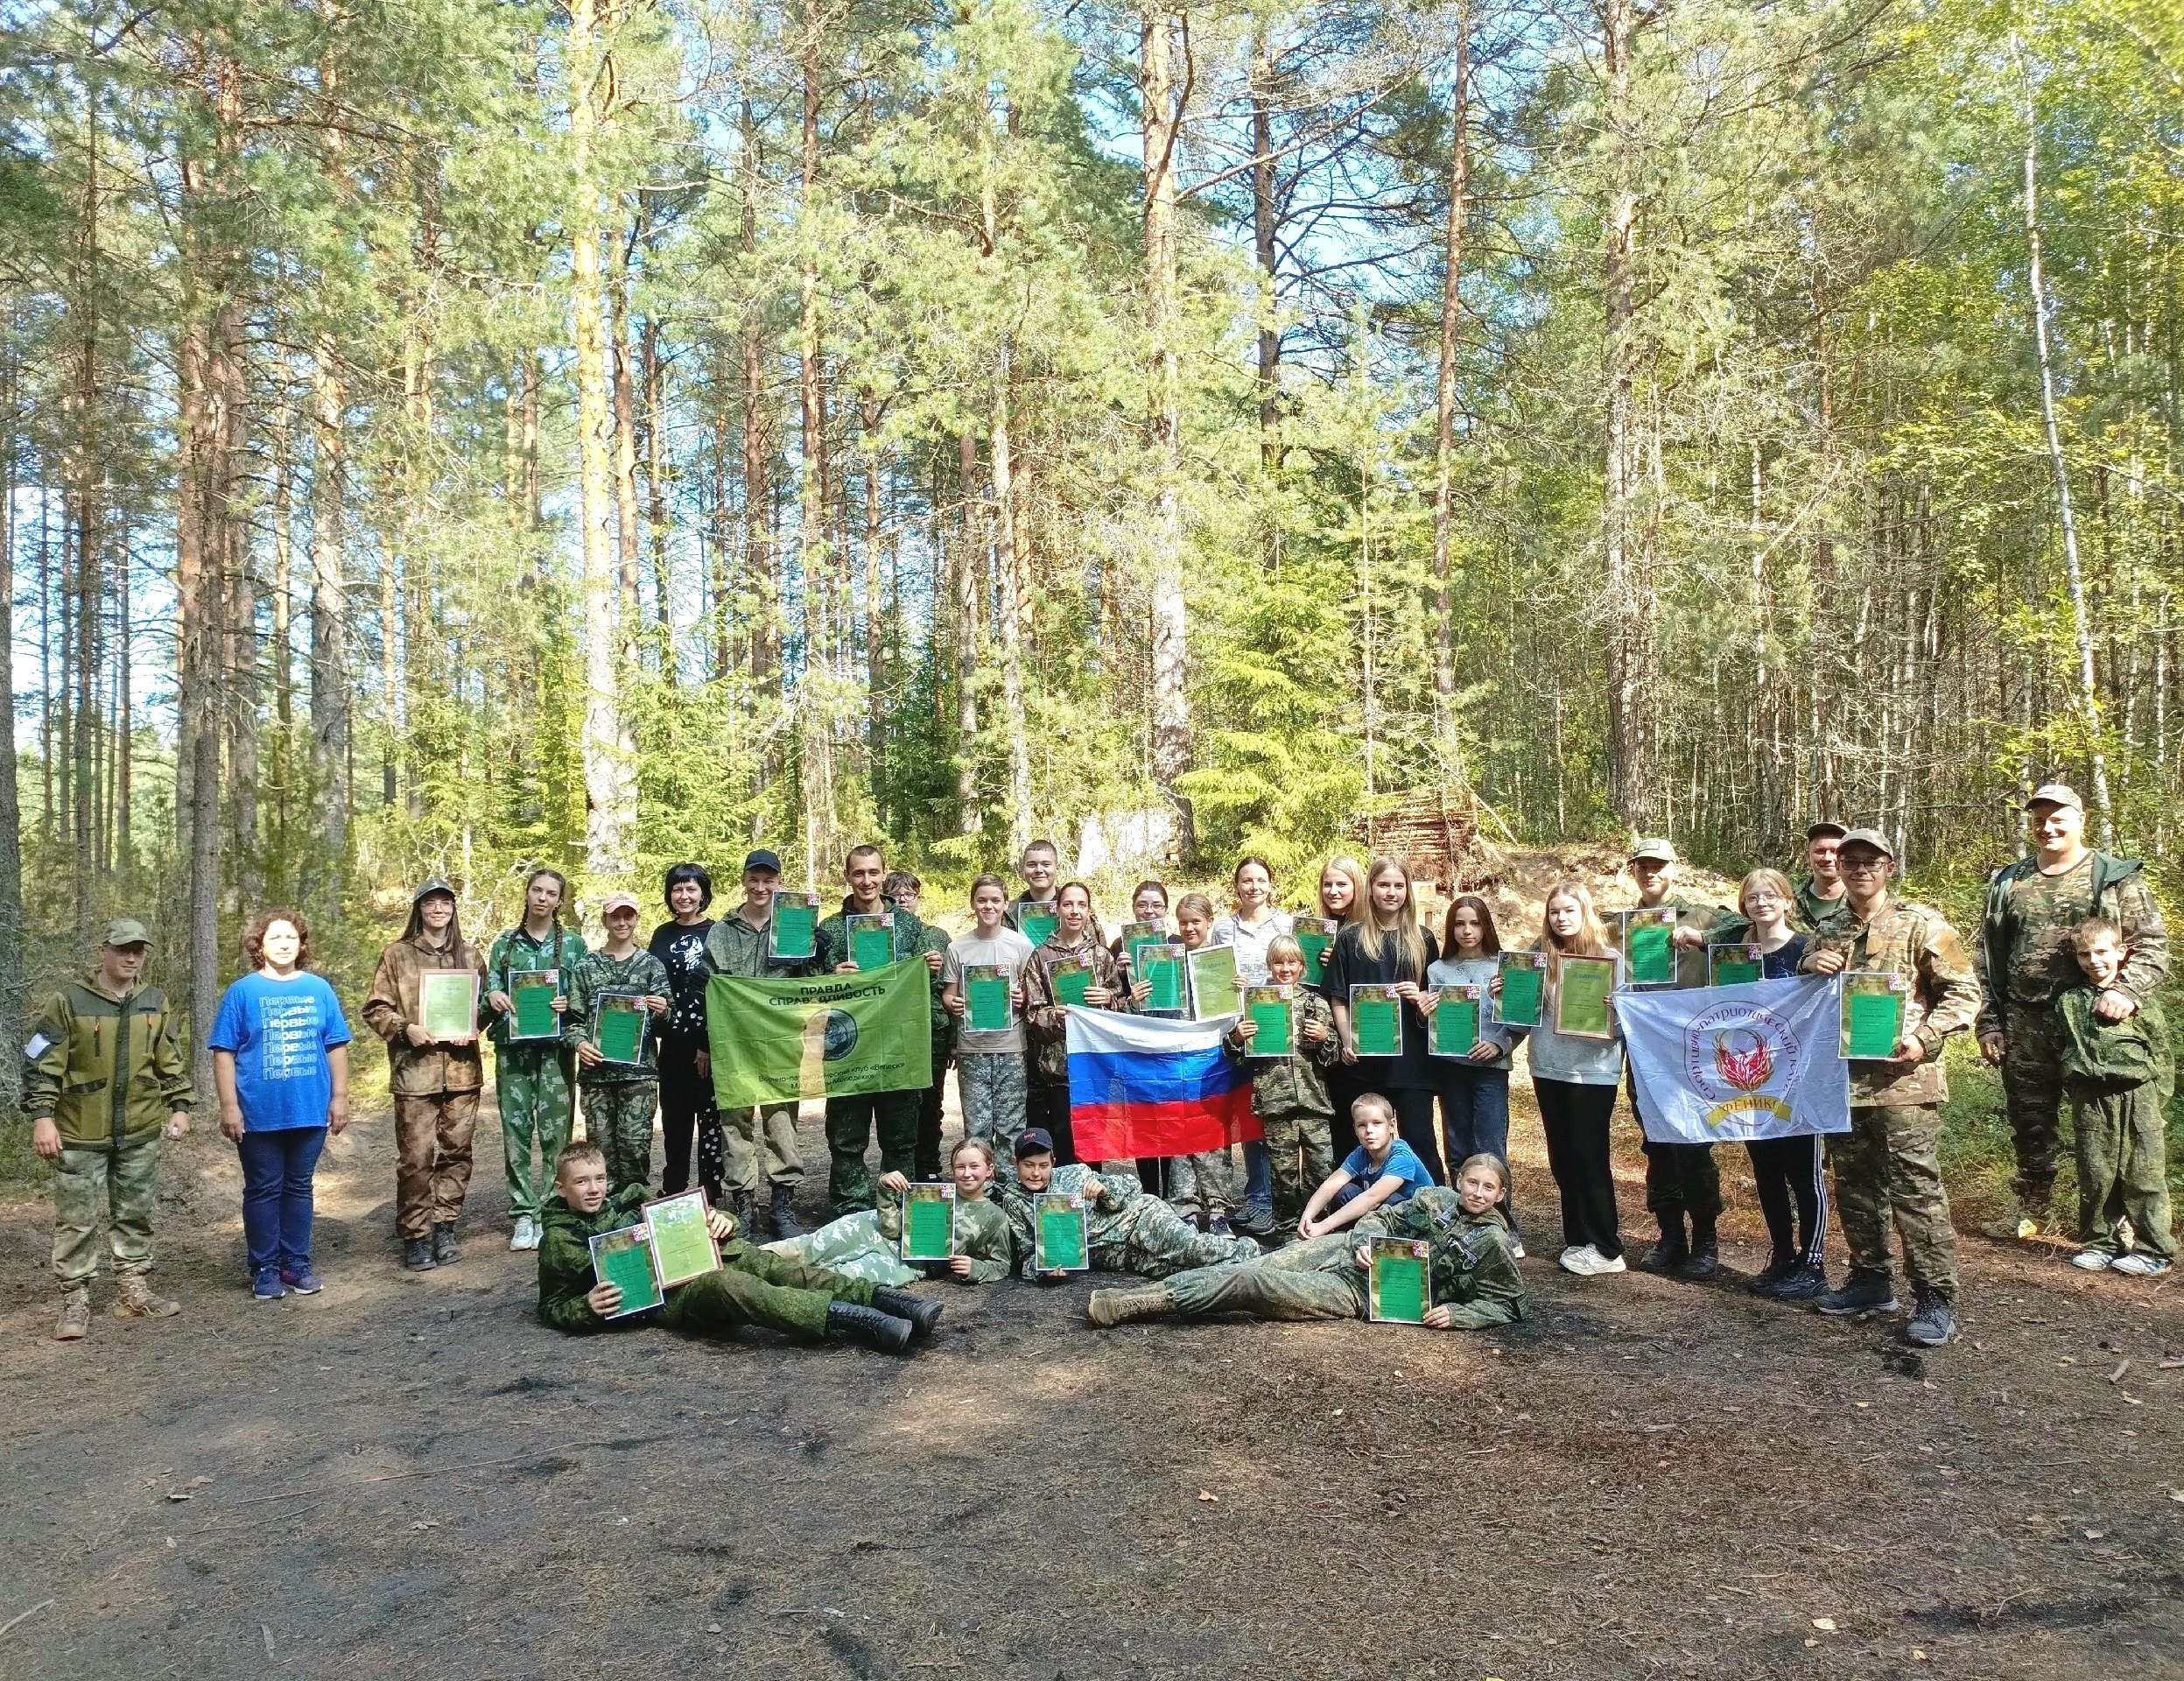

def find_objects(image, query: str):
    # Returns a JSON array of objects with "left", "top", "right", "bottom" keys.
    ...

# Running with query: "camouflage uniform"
[
  {"left": 537, "top": 1185, "right": 886, "bottom": 1339},
  {"left": 1975, "top": 851, "right": 2169, "bottom": 1213},
  {"left": 25, "top": 974, "right": 194, "bottom": 1289},
  {"left": 813, "top": 900, "right": 938, "bottom": 1215},
  {"left": 1794, "top": 877, "right": 1850, "bottom": 934},
  {"left": 362, "top": 930, "right": 488, "bottom": 1240},
  {"left": 996, "top": 1164, "right": 1261, "bottom": 1279},
  {"left": 1633, "top": 894, "right": 1749, "bottom": 1224},
  {"left": 1152, "top": 1189, "right": 1527, "bottom": 1328},
  {"left": 764, "top": 1183, "right": 1015, "bottom": 1284},
  {"left": 702, "top": 909, "right": 812, "bottom": 1201},
  {"left": 565, "top": 945, "right": 671, "bottom": 1197},
  {"left": 1225, "top": 991, "right": 1339, "bottom": 1225},
  {"left": 485, "top": 924, "right": 588, "bottom": 1223},
  {"left": 2056, "top": 988, "right": 2176, "bottom": 1260},
  {"left": 1801, "top": 897, "right": 1983, "bottom": 1300}
]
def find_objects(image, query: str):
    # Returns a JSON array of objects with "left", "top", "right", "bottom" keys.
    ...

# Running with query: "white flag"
[{"left": 1617, "top": 975, "right": 1851, "bottom": 1143}]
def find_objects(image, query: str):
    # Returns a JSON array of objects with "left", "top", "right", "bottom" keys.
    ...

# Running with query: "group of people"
[{"left": 24, "top": 783, "right": 2172, "bottom": 1356}]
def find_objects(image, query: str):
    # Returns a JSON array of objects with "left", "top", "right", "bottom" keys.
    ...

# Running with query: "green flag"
[{"left": 706, "top": 962, "right": 932, "bottom": 1109}]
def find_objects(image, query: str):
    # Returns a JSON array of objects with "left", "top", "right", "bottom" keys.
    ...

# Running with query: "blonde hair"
[
  {"left": 951, "top": 1136, "right": 998, "bottom": 1168},
  {"left": 1456, "top": 1151, "right": 1509, "bottom": 1189},
  {"left": 1351, "top": 1093, "right": 1396, "bottom": 1128},
  {"left": 1175, "top": 892, "right": 1215, "bottom": 924},
  {"left": 1353, "top": 856, "right": 1428, "bottom": 976},
  {"left": 1320, "top": 856, "right": 1366, "bottom": 924},
  {"left": 1265, "top": 933, "right": 1303, "bottom": 966},
  {"left": 1539, "top": 880, "right": 1613, "bottom": 992},
  {"left": 554, "top": 1140, "right": 606, "bottom": 1178},
  {"left": 1738, "top": 868, "right": 1795, "bottom": 919}
]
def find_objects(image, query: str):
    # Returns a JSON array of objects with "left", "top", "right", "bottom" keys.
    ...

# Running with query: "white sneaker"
[
  {"left": 1590, "top": 1248, "right": 1627, "bottom": 1274},
  {"left": 1509, "top": 1238, "right": 1527, "bottom": 1261},
  {"left": 2111, "top": 1252, "right": 2173, "bottom": 1277},
  {"left": 1558, "top": 1244, "right": 1587, "bottom": 1270},
  {"left": 2070, "top": 1248, "right": 2112, "bottom": 1270},
  {"left": 510, "top": 1215, "right": 536, "bottom": 1252}
]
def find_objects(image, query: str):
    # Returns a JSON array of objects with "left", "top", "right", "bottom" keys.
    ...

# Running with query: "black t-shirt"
[
  {"left": 649, "top": 919, "right": 715, "bottom": 1046},
  {"left": 1319, "top": 921, "right": 1434, "bottom": 1091}
]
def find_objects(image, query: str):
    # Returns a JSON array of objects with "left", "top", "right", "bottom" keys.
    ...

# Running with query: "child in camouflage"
[
  {"left": 536, "top": 1142, "right": 941, "bottom": 1354},
  {"left": 2060, "top": 918, "right": 2175, "bottom": 1277},
  {"left": 1223, "top": 933, "right": 1339, "bottom": 1229},
  {"left": 1085, "top": 1154, "right": 1528, "bottom": 1331},
  {"left": 1000, "top": 1129, "right": 1262, "bottom": 1281},
  {"left": 762, "top": 1139, "right": 1015, "bottom": 1286},
  {"left": 565, "top": 892, "right": 671, "bottom": 1197},
  {"left": 1162, "top": 893, "right": 1239, "bottom": 1233}
]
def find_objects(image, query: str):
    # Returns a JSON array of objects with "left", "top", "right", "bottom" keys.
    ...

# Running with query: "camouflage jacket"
[
  {"left": 1794, "top": 877, "right": 1850, "bottom": 935},
  {"left": 815, "top": 898, "right": 949, "bottom": 1034},
  {"left": 483, "top": 924, "right": 590, "bottom": 1050},
  {"left": 1378, "top": 1188, "right": 1530, "bottom": 1328},
  {"left": 875, "top": 1183, "right": 1013, "bottom": 1283},
  {"left": 2055, "top": 988, "right": 2173, "bottom": 1101},
  {"left": 564, "top": 946, "right": 671, "bottom": 1084},
  {"left": 537, "top": 1185, "right": 654, "bottom": 1333},
  {"left": 702, "top": 908, "right": 820, "bottom": 981},
  {"left": 995, "top": 1164, "right": 1141, "bottom": 1276},
  {"left": 23, "top": 976, "right": 194, "bottom": 1149},
  {"left": 1800, "top": 896, "right": 1982, "bottom": 1106},
  {"left": 1022, "top": 935, "right": 1134, "bottom": 1085},
  {"left": 362, "top": 934, "right": 488, "bottom": 1097},
  {"left": 1223, "top": 990, "right": 1339, "bottom": 1118},
  {"left": 1653, "top": 893, "right": 1751, "bottom": 990},
  {"left": 1975, "top": 851, "right": 2169, "bottom": 1036}
]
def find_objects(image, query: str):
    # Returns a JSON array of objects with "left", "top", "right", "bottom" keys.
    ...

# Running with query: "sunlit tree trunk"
[
  {"left": 1429, "top": 0, "right": 1469, "bottom": 778},
  {"left": 1142, "top": 4, "right": 1192, "bottom": 853}
]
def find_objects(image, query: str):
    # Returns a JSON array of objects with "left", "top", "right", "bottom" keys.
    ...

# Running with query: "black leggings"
[
  {"left": 1535, "top": 1078, "right": 1622, "bottom": 1259},
  {"left": 1745, "top": 1135, "right": 1828, "bottom": 1267},
  {"left": 1028, "top": 1077, "right": 1078, "bottom": 1166},
  {"left": 657, "top": 1038, "right": 722, "bottom": 1203}
]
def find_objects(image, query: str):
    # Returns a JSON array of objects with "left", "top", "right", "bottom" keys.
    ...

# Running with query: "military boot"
[
  {"left": 1638, "top": 1215, "right": 1688, "bottom": 1275},
  {"left": 432, "top": 1222, "right": 461, "bottom": 1265},
  {"left": 1086, "top": 1286, "right": 1172, "bottom": 1328},
  {"left": 727, "top": 1191, "right": 757, "bottom": 1241},
  {"left": 1905, "top": 1287, "right": 1956, "bottom": 1347},
  {"left": 113, "top": 1270, "right": 179, "bottom": 1320},
  {"left": 1813, "top": 1268, "right": 1898, "bottom": 1318},
  {"left": 769, "top": 1187, "right": 804, "bottom": 1241},
  {"left": 1681, "top": 1216, "right": 1720, "bottom": 1280},
  {"left": 824, "top": 1300, "right": 916, "bottom": 1354},
  {"left": 869, "top": 1287, "right": 943, "bottom": 1340},
  {"left": 54, "top": 1285, "right": 91, "bottom": 1341}
]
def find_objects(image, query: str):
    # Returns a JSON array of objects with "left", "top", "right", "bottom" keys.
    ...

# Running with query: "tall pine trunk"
[
  {"left": 1142, "top": 5, "right": 1192, "bottom": 854},
  {"left": 1429, "top": 3, "right": 1469, "bottom": 777}
]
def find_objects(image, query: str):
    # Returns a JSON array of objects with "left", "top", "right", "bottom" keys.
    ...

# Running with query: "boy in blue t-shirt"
[{"left": 1293, "top": 1094, "right": 1433, "bottom": 1240}]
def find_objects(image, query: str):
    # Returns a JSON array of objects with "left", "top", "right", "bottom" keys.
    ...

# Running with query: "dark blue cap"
[{"left": 1015, "top": 1128, "right": 1056, "bottom": 1160}]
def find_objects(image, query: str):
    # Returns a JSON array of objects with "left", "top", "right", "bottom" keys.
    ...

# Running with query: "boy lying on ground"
[
  {"left": 536, "top": 1142, "right": 940, "bottom": 1354},
  {"left": 996, "top": 1129, "right": 1265, "bottom": 1282}
]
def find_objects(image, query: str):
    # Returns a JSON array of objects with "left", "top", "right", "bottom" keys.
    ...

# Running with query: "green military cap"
[
  {"left": 1629, "top": 837, "right": 1678, "bottom": 864},
  {"left": 411, "top": 876, "right": 457, "bottom": 905},
  {"left": 102, "top": 918, "right": 151, "bottom": 948},
  {"left": 1803, "top": 819, "right": 1847, "bottom": 840},
  {"left": 1837, "top": 827, "right": 1895, "bottom": 858}
]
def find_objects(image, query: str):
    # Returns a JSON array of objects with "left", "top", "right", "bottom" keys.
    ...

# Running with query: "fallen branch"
[{"left": 0, "top": 1600, "right": 54, "bottom": 1640}]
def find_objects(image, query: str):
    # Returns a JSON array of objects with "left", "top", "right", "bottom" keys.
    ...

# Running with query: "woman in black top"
[
  {"left": 649, "top": 862, "right": 720, "bottom": 1201},
  {"left": 1734, "top": 868, "right": 1824, "bottom": 1302},
  {"left": 1319, "top": 855, "right": 1443, "bottom": 1184}
]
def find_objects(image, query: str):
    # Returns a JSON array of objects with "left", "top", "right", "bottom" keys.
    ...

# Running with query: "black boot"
[
  {"left": 1682, "top": 1217, "right": 1719, "bottom": 1280},
  {"left": 769, "top": 1187, "right": 804, "bottom": 1241},
  {"left": 1639, "top": 1215, "right": 1688, "bottom": 1274},
  {"left": 402, "top": 1237, "right": 437, "bottom": 1272},
  {"left": 727, "top": 1192, "right": 758, "bottom": 1241},
  {"left": 825, "top": 1300, "right": 915, "bottom": 1354},
  {"left": 870, "top": 1287, "right": 943, "bottom": 1340},
  {"left": 432, "top": 1222, "right": 461, "bottom": 1265}
]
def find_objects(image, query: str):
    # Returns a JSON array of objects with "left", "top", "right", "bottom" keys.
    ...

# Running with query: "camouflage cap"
[
  {"left": 102, "top": 918, "right": 151, "bottom": 948},
  {"left": 1628, "top": 837, "right": 1678, "bottom": 864},
  {"left": 411, "top": 876, "right": 457, "bottom": 905},
  {"left": 1803, "top": 819, "right": 1848, "bottom": 840},
  {"left": 1837, "top": 827, "right": 1895, "bottom": 859},
  {"left": 2025, "top": 783, "right": 2083, "bottom": 812}
]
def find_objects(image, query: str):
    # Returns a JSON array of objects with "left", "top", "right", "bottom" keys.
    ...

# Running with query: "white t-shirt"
[
  {"left": 1210, "top": 909, "right": 1294, "bottom": 985},
  {"left": 943, "top": 929, "right": 1037, "bottom": 1054}
]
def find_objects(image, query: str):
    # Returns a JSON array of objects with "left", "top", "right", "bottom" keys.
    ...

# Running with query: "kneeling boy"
[
  {"left": 537, "top": 1142, "right": 940, "bottom": 1354},
  {"left": 998, "top": 1129, "right": 1264, "bottom": 1281},
  {"left": 1086, "top": 1153, "right": 1527, "bottom": 1331}
]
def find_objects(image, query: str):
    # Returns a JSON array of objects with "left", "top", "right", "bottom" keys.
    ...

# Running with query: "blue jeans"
[
  {"left": 237, "top": 1127, "right": 327, "bottom": 1275},
  {"left": 1241, "top": 1139, "right": 1272, "bottom": 1212},
  {"left": 1436, "top": 1063, "right": 1517, "bottom": 1234}
]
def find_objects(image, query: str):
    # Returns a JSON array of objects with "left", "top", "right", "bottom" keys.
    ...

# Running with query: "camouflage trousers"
[
  {"left": 582, "top": 1079, "right": 657, "bottom": 1198},
  {"left": 825, "top": 1089, "right": 921, "bottom": 1217},
  {"left": 497, "top": 1044, "right": 575, "bottom": 1222},
  {"left": 957, "top": 1052, "right": 1028, "bottom": 1187},
  {"left": 2072, "top": 1081, "right": 2177, "bottom": 1258},
  {"left": 52, "top": 1138, "right": 162, "bottom": 1287},
  {"left": 1827, "top": 1103, "right": 1959, "bottom": 1300},
  {"left": 659, "top": 1242, "right": 881, "bottom": 1340},
  {"left": 1999, "top": 1002, "right": 2067, "bottom": 1208},
  {"left": 395, "top": 1091, "right": 479, "bottom": 1239},
  {"left": 723, "top": 1105, "right": 803, "bottom": 1199},
  {"left": 1092, "top": 1196, "right": 1264, "bottom": 1279},
  {"left": 1261, "top": 1108, "right": 1335, "bottom": 1225},
  {"left": 1166, "top": 1150, "right": 1238, "bottom": 1218},
  {"left": 1162, "top": 1234, "right": 1365, "bottom": 1321}
]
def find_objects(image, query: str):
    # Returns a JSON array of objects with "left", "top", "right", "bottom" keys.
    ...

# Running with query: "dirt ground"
[{"left": 4, "top": 1081, "right": 2182, "bottom": 1681}]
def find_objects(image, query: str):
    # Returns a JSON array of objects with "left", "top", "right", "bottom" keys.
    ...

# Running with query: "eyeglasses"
[{"left": 1839, "top": 857, "right": 1890, "bottom": 873}]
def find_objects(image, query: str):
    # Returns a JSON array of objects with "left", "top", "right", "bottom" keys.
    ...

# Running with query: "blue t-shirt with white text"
[
  {"left": 207, "top": 972, "right": 352, "bottom": 1132},
  {"left": 1338, "top": 1138, "right": 1434, "bottom": 1205}
]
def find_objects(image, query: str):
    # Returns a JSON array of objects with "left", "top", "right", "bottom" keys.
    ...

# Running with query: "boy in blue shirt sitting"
[{"left": 1293, "top": 1094, "right": 1435, "bottom": 1240}]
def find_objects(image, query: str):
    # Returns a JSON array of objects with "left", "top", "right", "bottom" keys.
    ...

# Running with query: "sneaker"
[
  {"left": 1557, "top": 1244, "right": 1587, "bottom": 1270},
  {"left": 1680, "top": 1242, "right": 1720, "bottom": 1282},
  {"left": 1233, "top": 1206, "right": 1276, "bottom": 1238},
  {"left": 1587, "top": 1247, "right": 1628, "bottom": 1276},
  {"left": 1814, "top": 1270, "right": 1897, "bottom": 1317},
  {"left": 2071, "top": 1248, "right": 2114, "bottom": 1271},
  {"left": 1508, "top": 1237, "right": 1526, "bottom": 1261},
  {"left": 2110, "top": 1252, "right": 2173, "bottom": 1277},
  {"left": 1748, "top": 1259, "right": 1797, "bottom": 1297},
  {"left": 509, "top": 1215, "right": 537, "bottom": 1252},
  {"left": 1207, "top": 1215, "right": 1233, "bottom": 1238},
  {"left": 1561, "top": 1245, "right": 1626, "bottom": 1277},
  {"left": 1773, "top": 1263, "right": 1828, "bottom": 1303},
  {"left": 1905, "top": 1287, "right": 1956, "bottom": 1347},
  {"left": 281, "top": 1266, "right": 324, "bottom": 1296},
  {"left": 403, "top": 1236, "right": 439, "bottom": 1271},
  {"left": 253, "top": 1268, "right": 287, "bottom": 1302}
]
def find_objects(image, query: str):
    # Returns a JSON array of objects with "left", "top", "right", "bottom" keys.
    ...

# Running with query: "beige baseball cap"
[
  {"left": 1629, "top": 838, "right": 1678, "bottom": 864},
  {"left": 599, "top": 891, "right": 642, "bottom": 917},
  {"left": 2025, "top": 783, "right": 2083, "bottom": 812}
]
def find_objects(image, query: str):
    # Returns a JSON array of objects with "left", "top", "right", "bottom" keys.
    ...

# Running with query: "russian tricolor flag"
[{"left": 1064, "top": 1009, "right": 1261, "bottom": 1161}]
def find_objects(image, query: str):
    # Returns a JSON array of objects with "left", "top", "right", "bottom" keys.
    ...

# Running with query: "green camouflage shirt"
[
  {"left": 1801, "top": 896, "right": 1983, "bottom": 1107},
  {"left": 875, "top": 1184, "right": 1013, "bottom": 1283},
  {"left": 564, "top": 946, "right": 671, "bottom": 1083},
  {"left": 1975, "top": 851, "right": 2169, "bottom": 1034},
  {"left": 484, "top": 924, "right": 589, "bottom": 1048},
  {"left": 1224, "top": 990, "right": 1339, "bottom": 1118},
  {"left": 1376, "top": 1187, "right": 1530, "bottom": 1329},
  {"left": 815, "top": 898, "right": 949, "bottom": 1033},
  {"left": 2055, "top": 988, "right": 2173, "bottom": 1099},
  {"left": 1794, "top": 877, "right": 1850, "bottom": 934}
]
